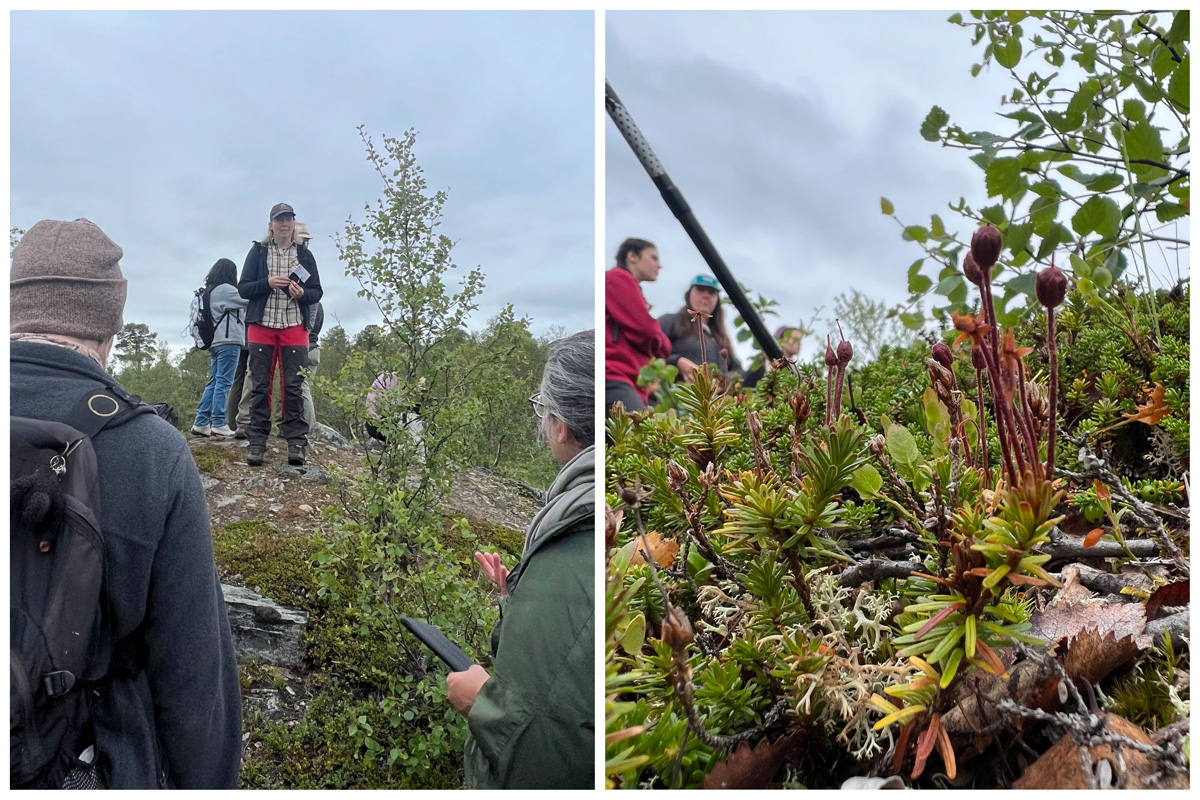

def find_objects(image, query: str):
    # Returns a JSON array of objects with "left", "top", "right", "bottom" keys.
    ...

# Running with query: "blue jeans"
[{"left": 194, "top": 344, "right": 240, "bottom": 427}]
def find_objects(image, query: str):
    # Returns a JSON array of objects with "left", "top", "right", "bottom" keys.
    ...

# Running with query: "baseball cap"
[
  {"left": 690, "top": 274, "right": 720, "bottom": 290},
  {"left": 270, "top": 203, "right": 296, "bottom": 220}
]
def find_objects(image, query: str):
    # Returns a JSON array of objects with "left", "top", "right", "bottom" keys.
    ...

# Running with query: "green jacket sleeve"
[{"left": 463, "top": 529, "right": 595, "bottom": 789}]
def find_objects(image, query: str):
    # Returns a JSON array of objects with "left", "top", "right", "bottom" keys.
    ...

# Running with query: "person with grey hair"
[
  {"left": 446, "top": 329, "right": 595, "bottom": 788},
  {"left": 10, "top": 219, "right": 241, "bottom": 788}
]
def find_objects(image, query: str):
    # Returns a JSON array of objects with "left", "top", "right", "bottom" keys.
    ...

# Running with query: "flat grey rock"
[
  {"left": 221, "top": 583, "right": 308, "bottom": 667},
  {"left": 216, "top": 494, "right": 247, "bottom": 509},
  {"left": 201, "top": 476, "right": 220, "bottom": 491}
]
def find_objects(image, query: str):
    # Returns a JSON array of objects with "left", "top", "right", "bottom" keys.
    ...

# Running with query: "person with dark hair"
[
  {"left": 10, "top": 219, "right": 241, "bottom": 788},
  {"left": 191, "top": 258, "right": 248, "bottom": 437},
  {"left": 447, "top": 330, "right": 595, "bottom": 789},
  {"left": 658, "top": 273, "right": 752, "bottom": 383},
  {"left": 238, "top": 203, "right": 322, "bottom": 466},
  {"left": 774, "top": 325, "right": 803, "bottom": 360},
  {"left": 604, "top": 237, "right": 671, "bottom": 414}
]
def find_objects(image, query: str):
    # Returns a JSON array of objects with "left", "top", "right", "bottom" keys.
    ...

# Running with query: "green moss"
[
  {"left": 213, "top": 519, "right": 324, "bottom": 609},
  {"left": 192, "top": 443, "right": 232, "bottom": 473}
]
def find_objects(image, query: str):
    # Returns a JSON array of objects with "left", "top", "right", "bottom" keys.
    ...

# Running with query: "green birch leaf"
[
  {"left": 985, "top": 157, "right": 1023, "bottom": 199},
  {"left": 1081, "top": 172, "right": 1124, "bottom": 192},
  {"left": 1122, "top": 98, "right": 1147, "bottom": 122},
  {"left": 930, "top": 214, "right": 946, "bottom": 238},
  {"left": 1029, "top": 195, "right": 1059, "bottom": 233},
  {"left": 849, "top": 464, "right": 883, "bottom": 498},
  {"left": 899, "top": 312, "right": 924, "bottom": 331},
  {"left": 886, "top": 424, "right": 922, "bottom": 466},
  {"left": 1155, "top": 202, "right": 1188, "bottom": 223},
  {"left": 1166, "top": 10, "right": 1189, "bottom": 48},
  {"left": 1168, "top": 56, "right": 1189, "bottom": 112},
  {"left": 1005, "top": 221, "right": 1034, "bottom": 256},
  {"left": 995, "top": 36, "right": 1022, "bottom": 69},
  {"left": 935, "top": 275, "right": 966, "bottom": 298},
  {"left": 903, "top": 226, "right": 929, "bottom": 243},
  {"left": 1071, "top": 195, "right": 1121, "bottom": 238},
  {"left": 921, "top": 106, "right": 950, "bottom": 142},
  {"left": 1006, "top": 271, "right": 1037, "bottom": 299},
  {"left": 881, "top": 196, "right": 895, "bottom": 215},
  {"left": 1124, "top": 120, "right": 1165, "bottom": 176},
  {"left": 1151, "top": 45, "right": 1177, "bottom": 80}
]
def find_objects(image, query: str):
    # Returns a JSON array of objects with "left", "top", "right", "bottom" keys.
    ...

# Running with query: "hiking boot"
[
  {"left": 247, "top": 445, "right": 265, "bottom": 467},
  {"left": 191, "top": 424, "right": 211, "bottom": 437},
  {"left": 287, "top": 444, "right": 306, "bottom": 466},
  {"left": 211, "top": 425, "right": 236, "bottom": 437},
  {"left": 234, "top": 429, "right": 248, "bottom": 440}
]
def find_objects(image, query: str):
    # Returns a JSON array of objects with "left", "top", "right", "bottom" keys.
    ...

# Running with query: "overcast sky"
[
  {"left": 606, "top": 10, "right": 1187, "bottom": 364},
  {"left": 12, "top": 10, "right": 594, "bottom": 352}
]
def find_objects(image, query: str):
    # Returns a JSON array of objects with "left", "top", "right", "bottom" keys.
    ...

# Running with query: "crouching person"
[
  {"left": 10, "top": 219, "right": 242, "bottom": 788},
  {"left": 446, "top": 330, "right": 595, "bottom": 788}
]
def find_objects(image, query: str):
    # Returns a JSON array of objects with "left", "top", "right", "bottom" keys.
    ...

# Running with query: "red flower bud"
[
  {"left": 824, "top": 338, "right": 838, "bottom": 367},
  {"left": 1036, "top": 264, "right": 1067, "bottom": 309},
  {"left": 970, "top": 346, "right": 986, "bottom": 371},
  {"left": 720, "top": 347, "right": 729, "bottom": 361},
  {"left": 837, "top": 339, "right": 853, "bottom": 366},
  {"left": 931, "top": 341, "right": 953, "bottom": 369},
  {"left": 963, "top": 252, "right": 985, "bottom": 286},
  {"left": 971, "top": 224, "right": 1003, "bottom": 269}
]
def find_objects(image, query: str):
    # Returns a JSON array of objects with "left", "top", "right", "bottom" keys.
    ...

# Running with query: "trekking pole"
[{"left": 605, "top": 80, "right": 783, "bottom": 362}]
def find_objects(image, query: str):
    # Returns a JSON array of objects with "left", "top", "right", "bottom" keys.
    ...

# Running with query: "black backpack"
[
  {"left": 188, "top": 285, "right": 232, "bottom": 351},
  {"left": 10, "top": 385, "right": 153, "bottom": 788}
]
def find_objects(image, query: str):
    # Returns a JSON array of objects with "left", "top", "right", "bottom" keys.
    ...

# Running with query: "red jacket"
[{"left": 605, "top": 267, "right": 671, "bottom": 401}]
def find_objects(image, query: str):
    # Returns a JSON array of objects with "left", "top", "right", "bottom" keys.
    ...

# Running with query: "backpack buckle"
[{"left": 42, "top": 670, "right": 76, "bottom": 698}]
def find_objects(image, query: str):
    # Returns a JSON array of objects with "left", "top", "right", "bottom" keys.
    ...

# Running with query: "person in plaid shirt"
[{"left": 237, "top": 203, "right": 323, "bottom": 466}]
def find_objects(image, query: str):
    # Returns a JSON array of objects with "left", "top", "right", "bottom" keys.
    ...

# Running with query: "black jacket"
[
  {"left": 238, "top": 241, "right": 323, "bottom": 329},
  {"left": 11, "top": 342, "right": 242, "bottom": 788}
]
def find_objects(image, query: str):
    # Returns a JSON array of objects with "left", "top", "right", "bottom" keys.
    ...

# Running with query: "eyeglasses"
[{"left": 528, "top": 393, "right": 547, "bottom": 419}]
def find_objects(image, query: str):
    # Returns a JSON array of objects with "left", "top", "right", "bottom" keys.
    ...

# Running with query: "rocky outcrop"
[{"left": 222, "top": 584, "right": 308, "bottom": 667}]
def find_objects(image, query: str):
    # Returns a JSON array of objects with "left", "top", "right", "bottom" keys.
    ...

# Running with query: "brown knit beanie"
[{"left": 10, "top": 219, "right": 127, "bottom": 341}]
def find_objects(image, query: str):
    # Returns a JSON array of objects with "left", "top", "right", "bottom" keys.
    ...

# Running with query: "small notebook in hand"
[
  {"left": 289, "top": 264, "right": 311, "bottom": 285},
  {"left": 400, "top": 616, "right": 474, "bottom": 672}
]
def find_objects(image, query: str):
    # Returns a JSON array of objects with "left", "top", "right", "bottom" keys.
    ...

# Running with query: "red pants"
[{"left": 246, "top": 324, "right": 309, "bottom": 445}]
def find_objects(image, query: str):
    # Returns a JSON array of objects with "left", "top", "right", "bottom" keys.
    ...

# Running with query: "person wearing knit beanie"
[{"left": 11, "top": 218, "right": 127, "bottom": 344}]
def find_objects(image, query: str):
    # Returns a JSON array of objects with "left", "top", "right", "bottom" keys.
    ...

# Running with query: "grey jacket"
[
  {"left": 208, "top": 283, "right": 249, "bottom": 348},
  {"left": 11, "top": 341, "right": 242, "bottom": 789}
]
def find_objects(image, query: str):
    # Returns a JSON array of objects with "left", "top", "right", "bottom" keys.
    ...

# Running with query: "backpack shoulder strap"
[{"left": 63, "top": 386, "right": 155, "bottom": 439}]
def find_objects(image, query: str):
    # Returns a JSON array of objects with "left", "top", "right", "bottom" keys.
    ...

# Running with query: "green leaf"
[
  {"left": 1123, "top": 120, "right": 1166, "bottom": 176},
  {"left": 948, "top": 12, "right": 963, "bottom": 24},
  {"left": 980, "top": 205, "right": 1008, "bottom": 226},
  {"left": 1081, "top": 172, "right": 1124, "bottom": 192},
  {"left": 1123, "top": 98, "right": 1147, "bottom": 123},
  {"left": 1005, "top": 271, "right": 1037, "bottom": 299},
  {"left": 1036, "top": 223, "right": 1072, "bottom": 259},
  {"left": 1092, "top": 265, "right": 1112, "bottom": 291},
  {"left": 1047, "top": 47, "right": 1064, "bottom": 67},
  {"left": 1005, "top": 221, "right": 1034, "bottom": 256},
  {"left": 921, "top": 106, "right": 950, "bottom": 142},
  {"left": 1071, "top": 195, "right": 1121, "bottom": 238},
  {"left": 850, "top": 464, "right": 883, "bottom": 498},
  {"left": 886, "top": 424, "right": 922, "bottom": 467},
  {"left": 1168, "top": 56, "right": 1189, "bottom": 112},
  {"left": 930, "top": 214, "right": 946, "bottom": 238},
  {"left": 899, "top": 311, "right": 924, "bottom": 331},
  {"left": 620, "top": 613, "right": 646, "bottom": 655},
  {"left": 880, "top": 196, "right": 895, "bottom": 215},
  {"left": 994, "top": 35, "right": 1022, "bottom": 69},
  {"left": 1029, "top": 195, "right": 1059, "bottom": 233},
  {"left": 1069, "top": 253, "right": 1092, "bottom": 279},
  {"left": 1001, "top": 108, "right": 1041, "bottom": 125},
  {"left": 985, "top": 157, "right": 1024, "bottom": 199},
  {"left": 907, "top": 271, "right": 936, "bottom": 296},
  {"left": 903, "top": 226, "right": 929, "bottom": 243},
  {"left": 1155, "top": 202, "right": 1188, "bottom": 223},
  {"left": 935, "top": 275, "right": 966, "bottom": 298},
  {"left": 1166, "top": 10, "right": 1189, "bottom": 48}
]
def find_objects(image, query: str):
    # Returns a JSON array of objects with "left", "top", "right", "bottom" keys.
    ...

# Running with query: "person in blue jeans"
[{"left": 192, "top": 258, "right": 249, "bottom": 436}]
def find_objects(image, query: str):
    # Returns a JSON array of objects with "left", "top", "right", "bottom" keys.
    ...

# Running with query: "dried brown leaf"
[
  {"left": 1012, "top": 714, "right": 1188, "bottom": 789},
  {"left": 702, "top": 729, "right": 802, "bottom": 790},
  {"left": 1145, "top": 579, "right": 1189, "bottom": 621},
  {"left": 1061, "top": 629, "right": 1141, "bottom": 686},
  {"left": 1028, "top": 577, "right": 1152, "bottom": 650},
  {"left": 629, "top": 531, "right": 680, "bottom": 568}
]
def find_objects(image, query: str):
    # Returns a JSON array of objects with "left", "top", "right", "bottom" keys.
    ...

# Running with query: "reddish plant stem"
[
  {"left": 1014, "top": 358, "right": 1043, "bottom": 481},
  {"left": 825, "top": 367, "right": 833, "bottom": 427},
  {"left": 974, "top": 365, "right": 990, "bottom": 487},
  {"left": 1046, "top": 308, "right": 1059, "bottom": 476},
  {"left": 833, "top": 365, "right": 846, "bottom": 420}
]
